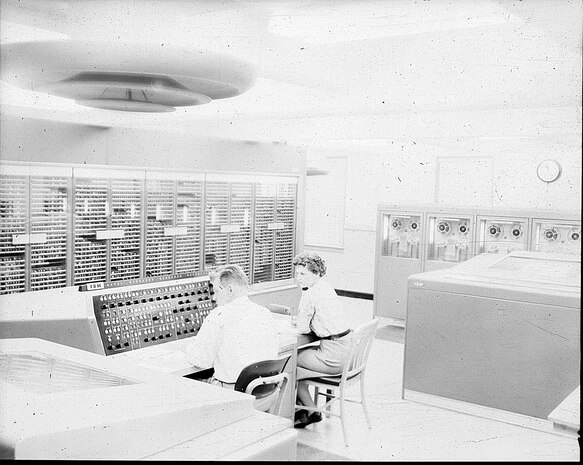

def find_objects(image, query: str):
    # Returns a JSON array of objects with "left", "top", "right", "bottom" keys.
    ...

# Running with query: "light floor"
[{"left": 294, "top": 297, "right": 580, "bottom": 462}]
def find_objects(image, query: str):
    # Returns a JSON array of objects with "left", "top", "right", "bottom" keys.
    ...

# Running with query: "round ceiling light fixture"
[{"left": 0, "top": 40, "right": 257, "bottom": 113}]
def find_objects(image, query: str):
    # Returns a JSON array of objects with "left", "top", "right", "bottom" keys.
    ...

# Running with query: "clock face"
[{"left": 537, "top": 159, "right": 562, "bottom": 183}]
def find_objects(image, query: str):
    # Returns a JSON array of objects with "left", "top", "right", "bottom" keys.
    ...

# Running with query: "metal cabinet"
[
  {"left": 204, "top": 174, "right": 253, "bottom": 277},
  {"left": 0, "top": 164, "right": 72, "bottom": 294},
  {"left": 73, "top": 168, "right": 144, "bottom": 285},
  {"left": 0, "top": 162, "right": 299, "bottom": 295},
  {"left": 145, "top": 171, "right": 204, "bottom": 277},
  {"left": 253, "top": 178, "right": 297, "bottom": 284}
]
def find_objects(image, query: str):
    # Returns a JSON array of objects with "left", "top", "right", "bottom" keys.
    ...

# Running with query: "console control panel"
[{"left": 92, "top": 274, "right": 215, "bottom": 355}]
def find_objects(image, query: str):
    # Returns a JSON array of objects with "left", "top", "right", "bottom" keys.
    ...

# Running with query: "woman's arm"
[{"left": 295, "top": 294, "right": 315, "bottom": 334}]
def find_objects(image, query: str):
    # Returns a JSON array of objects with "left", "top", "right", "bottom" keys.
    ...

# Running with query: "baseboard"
[
  {"left": 402, "top": 389, "right": 573, "bottom": 438},
  {"left": 335, "top": 289, "right": 373, "bottom": 300}
]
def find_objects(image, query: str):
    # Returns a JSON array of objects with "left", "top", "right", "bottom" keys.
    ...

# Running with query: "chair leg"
[
  {"left": 314, "top": 386, "right": 319, "bottom": 408},
  {"left": 360, "top": 375, "right": 372, "bottom": 429},
  {"left": 325, "top": 388, "right": 333, "bottom": 418},
  {"left": 339, "top": 385, "right": 348, "bottom": 447}
]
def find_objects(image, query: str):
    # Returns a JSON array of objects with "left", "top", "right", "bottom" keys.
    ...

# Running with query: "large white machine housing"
[{"left": 403, "top": 251, "right": 580, "bottom": 423}]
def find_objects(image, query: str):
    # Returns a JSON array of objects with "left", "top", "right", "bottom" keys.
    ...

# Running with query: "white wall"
[{"left": 305, "top": 106, "right": 582, "bottom": 294}]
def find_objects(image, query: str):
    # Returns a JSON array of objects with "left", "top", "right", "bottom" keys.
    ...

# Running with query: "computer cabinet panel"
[
  {"left": 0, "top": 164, "right": 72, "bottom": 294},
  {"left": 476, "top": 215, "right": 529, "bottom": 255},
  {"left": 0, "top": 162, "right": 300, "bottom": 296},
  {"left": 531, "top": 218, "right": 581, "bottom": 255},
  {"left": 253, "top": 178, "right": 298, "bottom": 285},
  {"left": 145, "top": 171, "right": 204, "bottom": 278},
  {"left": 374, "top": 210, "right": 423, "bottom": 319},
  {"left": 424, "top": 213, "right": 474, "bottom": 272},
  {"left": 73, "top": 168, "right": 145, "bottom": 286}
]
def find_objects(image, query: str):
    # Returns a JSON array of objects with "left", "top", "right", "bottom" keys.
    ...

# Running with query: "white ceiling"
[{"left": 1, "top": 0, "right": 581, "bottom": 145}]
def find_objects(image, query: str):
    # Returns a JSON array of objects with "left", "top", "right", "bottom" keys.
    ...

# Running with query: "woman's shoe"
[
  {"left": 306, "top": 412, "right": 322, "bottom": 425},
  {"left": 294, "top": 410, "right": 309, "bottom": 428}
]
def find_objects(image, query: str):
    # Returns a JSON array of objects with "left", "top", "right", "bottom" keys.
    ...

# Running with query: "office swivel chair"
[
  {"left": 295, "top": 318, "right": 379, "bottom": 446},
  {"left": 235, "top": 354, "right": 291, "bottom": 416}
]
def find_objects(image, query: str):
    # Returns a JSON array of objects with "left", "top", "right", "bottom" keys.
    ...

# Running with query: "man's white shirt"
[{"left": 182, "top": 295, "right": 279, "bottom": 383}]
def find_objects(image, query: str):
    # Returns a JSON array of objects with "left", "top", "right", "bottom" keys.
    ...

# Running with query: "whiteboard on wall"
[
  {"left": 436, "top": 156, "right": 493, "bottom": 207},
  {"left": 304, "top": 156, "right": 346, "bottom": 248}
]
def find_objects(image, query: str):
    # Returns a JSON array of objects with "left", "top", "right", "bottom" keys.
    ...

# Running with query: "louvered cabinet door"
[
  {"left": 145, "top": 179, "right": 174, "bottom": 277},
  {"left": 253, "top": 183, "right": 276, "bottom": 284},
  {"left": 274, "top": 182, "right": 297, "bottom": 281},
  {"left": 110, "top": 178, "right": 143, "bottom": 281},
  {"left": 0, "top": 172, "right": 27, "bottom": 294},
  {"left": 73, "top": 177, "right": 108, "bottom": 285},
  {"left": 175, "top": 179, "right": 203, "bottom": 274},
  {"left": 228, "top": 183, "right": 253, "bottom": 277},
  {"left": 204, "top": 182, "right": 229, "bottom": 269},
  {"left": 29, "top": 176, "right": 70, "bottom": 291}
]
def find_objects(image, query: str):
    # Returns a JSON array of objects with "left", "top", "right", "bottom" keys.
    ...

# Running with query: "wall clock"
[{"left": 536, "top": 159, "right": 562, "bottom": 183}]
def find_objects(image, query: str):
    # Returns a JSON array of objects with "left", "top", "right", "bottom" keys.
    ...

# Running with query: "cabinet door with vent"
[
  {"left": 145, "top": 176, "right": 174, "bottom": 277},
  {"left": 252, "top": 177, "right": 298, "bottom": 284},
  {"left": 29, "top": 166, "right": 71, "bottom": 291},
  {"left": 227, "top": 182, "right": 253, "bottom": 277},
  {"left": 109, "top": 177, "right": 143, "bottom": 281},
  {"left": 73, "top": 168, "right": 144, "bottom": 285},
  {"left": 175, "top": 177, "right": 203, "bottom": 274},
  {"left": 274, "top": 182, "right": 297, "bottom": 281},
  {"left": 203, "top": 181, "right": 230, "bottom": 269},
  {"left": 146, "top": 171, "right": 204, "bottom": 276},
  {"left": 253, "top": 182, "right": 276, "bottom": 284},
  {"left": 0, "top": 165, "right": 28, "bottom": 294}
]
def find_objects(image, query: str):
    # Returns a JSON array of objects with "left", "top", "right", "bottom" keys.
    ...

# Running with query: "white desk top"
[{"left": 113, "top": 314, "right": 302, "bottom": 376}]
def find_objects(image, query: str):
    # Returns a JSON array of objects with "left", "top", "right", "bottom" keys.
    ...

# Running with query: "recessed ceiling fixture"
[{"left": 0, "top": 40, "right": 257, "bottom": 113}]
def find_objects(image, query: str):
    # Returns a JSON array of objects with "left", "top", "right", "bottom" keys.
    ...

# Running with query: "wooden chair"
[
  {"left": 235, "top": 354, "right": 291, "bottom": 416},
  {"left": 295, "top": 319, "right": 379, "bottom": 446}
]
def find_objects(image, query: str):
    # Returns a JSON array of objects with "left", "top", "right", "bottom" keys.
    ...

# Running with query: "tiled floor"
[{"left": 294, "top": 297, "right": 580, "bottom": 462}]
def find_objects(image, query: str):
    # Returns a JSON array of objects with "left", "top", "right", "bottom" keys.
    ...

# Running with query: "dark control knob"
[
  {"left": 410, "top": 222, "right": 418, "bottom": 230},
  {"left": 570, "top": 231, "right": 580, "bottom": 241},
  {"left": 459, "top": 224, "right": 467, "bottom": 233},
  {"left": 512, "top": 228, "right": 521, "bottom": 237}
]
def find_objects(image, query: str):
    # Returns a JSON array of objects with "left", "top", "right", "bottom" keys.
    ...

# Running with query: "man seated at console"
[{"left": 182, "top": 264, "right": 279, "bottom": 389}]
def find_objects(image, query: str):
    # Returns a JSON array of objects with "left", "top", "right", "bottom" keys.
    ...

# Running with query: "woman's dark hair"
[{"left": 292, "top": 252, "right": 327, "bottom": 277}]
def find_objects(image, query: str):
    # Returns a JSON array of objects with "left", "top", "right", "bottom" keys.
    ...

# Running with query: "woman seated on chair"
[{"left": 292, "top": 251, "right": 351, "bottom": 428}]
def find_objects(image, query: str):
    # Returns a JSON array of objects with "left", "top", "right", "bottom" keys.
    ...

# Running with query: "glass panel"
[
  {"left": 477, "top": 217, "right": 528, "bottom": 255},
  {"left": 532, "top": 220, "right": 581, "bottom": 255},
  {"left": 380, "top": 213, "right": 421, "bottom": 258},
  {"left": 427, "top": 214, "right": 472, "bottom": 263}
]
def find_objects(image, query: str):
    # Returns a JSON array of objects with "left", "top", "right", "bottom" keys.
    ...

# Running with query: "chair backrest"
[
  {"left": 341, "top": 319, "right": 379, "bottom": 382},
  {"left": 234, "top": 354, "right": 291, "bottom": 398}
]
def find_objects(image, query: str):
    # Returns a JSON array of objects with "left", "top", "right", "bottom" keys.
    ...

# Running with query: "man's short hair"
[{"left": 209, "top": 264, "right": 250, "bottom": 289}]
